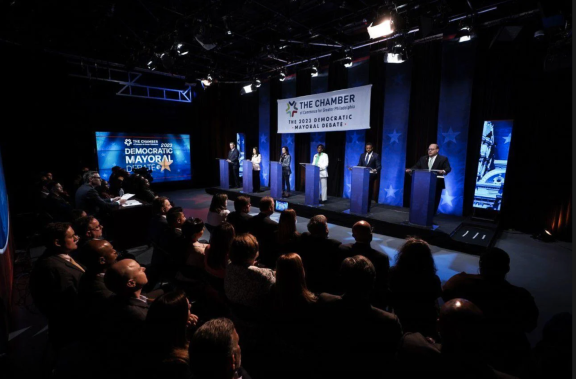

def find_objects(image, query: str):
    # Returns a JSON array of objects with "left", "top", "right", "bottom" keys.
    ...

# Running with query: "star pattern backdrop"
[
  {"left": 258, "top": 81, "right": 270, "bottom": 187},
  {"left": 379, "top": 61, "right": 413, "bottom": 206},
  {"left": 343, "top": 58, "right": 369, "bottom": 199},
  {"left": 281, "top": 78, "right": 297, "bottom": 191},
  {"left": 436, "top": 41, "right": 477, "bottom": 215},
  {"left": 310, "top": 69, "right": 328, "bottom": 159}
]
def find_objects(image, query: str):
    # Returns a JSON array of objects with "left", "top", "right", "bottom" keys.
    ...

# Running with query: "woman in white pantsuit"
[{"left": 312, "top": 144, "right": 329, "bottom": 202}]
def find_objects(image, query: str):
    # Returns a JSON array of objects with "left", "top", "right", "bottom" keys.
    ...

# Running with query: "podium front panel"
[
  {"left": 409, "top": 170, "right": 436, "bottom": 227},
  {"left": 218, "top": 159, "right": 229, "bottom": 189},
  {"left": 304, "top": 164, "right": 320, "bottom": 206},
  {"left": 351, "top": 167, "right": 370, "bottom": 214},
  {"left": 242, "top": 160, "right": 253, "bottom": 193},
  {"left": 270, "top": 162, "right": 282, "bottom": 199}
]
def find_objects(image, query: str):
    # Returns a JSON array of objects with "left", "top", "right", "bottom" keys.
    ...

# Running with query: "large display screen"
[
  {"left": 95, "top": 132, "right": 191, "bottom": 183},
  {"left": 473, "top": 120, "right": 513, "bottom": 211}
]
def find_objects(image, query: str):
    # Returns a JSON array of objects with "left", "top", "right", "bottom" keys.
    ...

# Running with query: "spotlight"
[
  {"left": 175, "top": 43, "right": 189, "bottom": 56},
  {"left": 279, "top": 70, "right": 286, "bottom": 81},
  {"left": 310, "top": 60, "right": 319, "bottom": 77},
  {"left": 532, "top": 229, "right": 555, "bottom": 242},
  {"left": 201, "top": 74, "right": 212, "bottom": 87},
  {"left": 240, "top": 79, "right": 261, "bottom": 95},
  {"left": 385, "top": 44, "right": 407, "bottom": 64},
  {"left": 367, "top": 16, "right": 394, "bottom": 39},
  {"left": 343, "top": 56, "right": 353, "bottom": 68},
  {"left": 147, "top": 59, "right": 157, "bottom": 71},
  {"left": 253, "top": 79, "right": 261, "bottom": 88},
  {"left": 456, "top": 26, "right": 472, "bottom": 43}
]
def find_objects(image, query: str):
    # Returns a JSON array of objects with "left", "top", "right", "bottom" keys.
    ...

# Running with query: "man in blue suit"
[
  {"left": 357, "top": 143, "right": 381, "bottom": 211},
  {"left": 227, "top": 142, "right": 240, "bottom": 188}
]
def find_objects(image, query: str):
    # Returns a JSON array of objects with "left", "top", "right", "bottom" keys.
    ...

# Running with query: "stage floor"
[{"left": 206, "top": 186, "right": 498, "bottom": 255}]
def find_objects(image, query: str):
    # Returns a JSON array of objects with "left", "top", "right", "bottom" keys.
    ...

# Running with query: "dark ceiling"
[{"left": 0, "top": 0, "right": 571, "bottom": 82}]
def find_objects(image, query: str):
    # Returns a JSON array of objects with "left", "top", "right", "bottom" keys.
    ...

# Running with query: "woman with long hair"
[
  {"left": 279, "top": 146, "right": 291, "bottom": 198},
  {"left": 251, "top": 146, "right": 261, "bottom": 192},
  {"left": 276, "top": 209, "right": 300, "bottom": 255},
  {"left": 204, "top": 222, "right": 235, "bottom": 284},
  {"left": 206, "top": 193, "right": 230, "bottom": 233},
  {"left": 388, "top": 237, "right": 441, "bottom": 338}
]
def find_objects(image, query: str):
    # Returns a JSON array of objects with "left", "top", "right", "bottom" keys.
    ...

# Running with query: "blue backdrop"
[
  {"left": 343, "top": 58, "right": 369, "bottom": 199},
  {"left": 95, "top": 131, "right": 191, "bottom": 183},
  {"left": 258, "top": 81, "right": 270, "bottom": 187},
  {"left": 281, "top": 78, "right": 297, "bottom": 191},
  {"left": 378, "top": 61, "right": 413, "bottom": 206},
  {"left": 436, "top": 41, "right": 477, "bottom": 216},
  {"left": 0, "top": 145, "right": 8, "bottom": 253}
]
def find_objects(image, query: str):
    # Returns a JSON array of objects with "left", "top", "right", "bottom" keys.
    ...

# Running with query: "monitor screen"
[
  {"left": 275, "top": 200, "right": 288, "bottom": 212},
  {"left": 95, "top": 132, "right": 191, "bottom": 183}
]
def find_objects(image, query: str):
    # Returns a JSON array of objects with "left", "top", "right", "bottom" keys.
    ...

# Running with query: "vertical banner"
[
  {"left": 236, "top": 133, "right": 245, "bottom": 177},
  {"left": 379, "top": 61, "right": 413, "bottom": 206},
  {"left": 258, "top": 81, "right": 270, "bottom": 187},
  {"left": 310, "top": 71, "right": 328, "bottom": 158},
  {"left": 436, "top": 41, "right": 477, "bottom": 216},
  {"left": 281, "top": 78, "right": 297, "bottom": 191},
  {"left": 343, "top": 58, "right": 369, "bottom": 199}
]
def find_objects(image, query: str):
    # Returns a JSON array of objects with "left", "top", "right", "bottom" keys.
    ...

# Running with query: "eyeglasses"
[
  {"left": 90, "top": 224, "right": 103, "bottom": 231},
  {"left": 427, "top": 148, "right": 438, "bottom": 151}
]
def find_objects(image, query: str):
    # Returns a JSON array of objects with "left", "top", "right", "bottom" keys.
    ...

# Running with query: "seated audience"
[
  {"left": 70, "top": 209, "right": 87, "bottom": 223},
  {"left": 389, "top": 237, "right": 442, "bottom": 339},
  {"left": 29, "top": 222, "right": 85, "bottom": 349},
  {"left": 339, "top": 220, "right": 390, "bottom": 309},
  {"left": 75, "top": 171, "right": 125, "bottom": 217},
  {"left": 317, "top": 255, "right": 402, "bottom": 379},
  {"left": 108, "top": 166, "right": 129, "bottom": 196},
  {"left": 226, "top": 196, "right": 253, "bottom": 234},
  {"left": 206, "top": 193, "right": 230, "bottom": 233},
  {"left": 149, "top": 196, "right": 172, "bottom": 245},
  {"left": 204, "top": 222, "right": 235, "bottom": 289},
  {"left": 142, "top": 290, "right": 199, "bottom": 379},
  {"left": 394, "top": 298, "right": 516, "bottom": 379},
  {"left": 275, "top": 209, "right": 301, "bottom": 255},
  {"left": 45, "top": 181, "right": 73, "bottom": 222},
  {"left": 189, "top": 318, "right": 249, "bottom": 379},
  {"left": 247, "top": 196, "right": 278, "bottom": 268},
  {"left": 97, "top": 179, "right": 113, "bottom": 200},
  {"left": 73, "top": 215, "right": 104, "bottom": 249},
  {"left": 135, "top": 177, "right": 156, "bottom": 203},
  {"left": 298, "top": 215, "right": 341, "bottom": 294},
  {"left": 442, "top": 247, "right": 539, "bottom": 375},
  {"left": 182, "top": 217, "right": 209, "bottom": 269}
]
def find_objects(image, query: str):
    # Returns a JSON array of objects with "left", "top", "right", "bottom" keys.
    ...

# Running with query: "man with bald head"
[
  {"left": 78, "top": 240, "right": 118, "bottom": 312},
  {"left": 394, "top": 298, "right": 516, "bottom": 378},
  {"left": 339, "top": 220, "right": 390, "bottom": 309}
]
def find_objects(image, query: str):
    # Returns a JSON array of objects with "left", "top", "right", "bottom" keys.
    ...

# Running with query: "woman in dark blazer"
[{"left": 280, "top": 146, "right": 291, "bottom": 198}]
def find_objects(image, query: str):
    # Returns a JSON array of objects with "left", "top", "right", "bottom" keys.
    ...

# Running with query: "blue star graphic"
[
  {"left": 348, "top": 131, "right": 361, "bottom": 144},
  {"left": 260, "top": 134, "right": 267, "bottom": 144},
  {"left": 503, "top": 133, "right": 512, "bottom": 144},
  {"left": 388, "top": 129, "right": 402, "bottom": 144},
  {"left": 442, "top": 128, "right": 461, "bottom": 144},
  {"left": 285, "top": 135, "right": 294, "bottom": 146},
  {"left": 384, "top": 185, "right": 399, "bottom": 198},
  {"left": 441, "top": 192, "right": 455, "bottom": 207}
]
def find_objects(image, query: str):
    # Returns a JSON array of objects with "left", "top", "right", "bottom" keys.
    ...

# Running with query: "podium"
[
  {"left": 301, "top": 163, "right": 320, "bottom": 206},
  {"left": 216, "top": 159, "right": 229, "bottom": 189},
  {"left": 409, "top": 170, "right": 437, "bottom": 227},
  {"left": 350, "top": 166, "right": 370, "bottom": 214},
  {"left": 242, "top": 160, "right": 253, "bottom": 193},
  {"left": 270, "top": 162, "right": 282, "bottom": 199}
]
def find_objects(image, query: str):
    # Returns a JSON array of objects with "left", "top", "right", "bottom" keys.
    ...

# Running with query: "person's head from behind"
[
  {"left": 207, "top": 222, "right": 235, "bottom": 270},
  {"left": 167, "top": 207, "right": 186, "bottom": 228},
  {"left": 183, "top": 217, "right": 205, "bottom": 242},
  {"left": 234, "top": 196, "right": 251, "bottom": 214},
  {"left": 43, "top": 222, "right": 78, "bottom": 254},
  {"left": 308, "top": 215, "right": 328, "bottom": 238},
  {"left": 146, "top": 290, "right": 192, "bottom": 352},
  {"left": 275, "top": 253, "right": 315, "bottom": 307},
  {"left": 340, "top": 255, "right": 375, "bottom": 297},
  {"left": 258, "top": 196, "right": 274, "bottom": 216},
  {"left": 437, "top": 298, "right": 484, "bottom": 353},
  {"left": 209, "top": 193, "right": 228, "bottom": 213},
  {"left": 74, "top": 216, "right": 103, "bottom": 241},
  {"left": 395, "top": 237, "right": 437, "bottom": 275},
  {"left": 104, "top": 259, "right": 148, "bottom": 297},
  {"left": 479, "top": 247, "right": 510, "bottom": 280},
  {"left": 78, "top": 239, "right": 118, "bottom": 274},
  {"left": 229, "top": 233, "right": 259, "bottom": 266},
  {"left": 189, "top": 318, "right": 241, "bottom": 379},
  {"left": 352, "top": 220, "right": 372, "bottom": 244},
  {"left": 152, "top": 196, "right": 172, "bottom": 215},
  {"left": 278, "top": 209, "right": 297, "bottom": 242},
  {"left": 71, "top": 209, "right": 87, "bottom": 222},
  {"left": 84, "top": 171, "right": 102, "bottom": 187}
]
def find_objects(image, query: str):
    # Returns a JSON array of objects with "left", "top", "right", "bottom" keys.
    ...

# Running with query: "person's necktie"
[
  {"left": 366, "top": 153, "right": 371, "bottom": 165},
  {"left": 67, "top": 256, "right": 85, "bottom": 272},
  {"left": 428, "top": 157, "right": 433, "bottom": 170}
]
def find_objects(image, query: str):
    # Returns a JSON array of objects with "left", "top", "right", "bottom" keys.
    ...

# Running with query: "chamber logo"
[
  {"left": 124, "top": 139, "right": 132, "bottom": 146},
  {"left": 286, "top": 101, "right": 298, "bottom": 117}
]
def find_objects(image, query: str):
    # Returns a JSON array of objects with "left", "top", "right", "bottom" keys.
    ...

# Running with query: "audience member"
[
  {"left": 389, "top": 237, "right": 442, "bottom": 339},
  {"left": 339, "top": 220, "right": 390, "bottom": 309},
  {"left": 75, "top": 171, "right": 125, "bottom": 217},
  {"left": 149, "top": 196, "right": 172, "bottom": 245},
  {"left": 317, "top": 255, "right": 403, "bottom": 378},
  {"left": 45, "top": 181, "right": 73, "bottom": 222},
  {"left": 97, "top": 179, "right": 113, "bottom": 200},
  {"left": 247, "top": 196, "right": 278, "bottom": 268},
  {"left": 29, "top": 222, "right": 85, "bottom": 349},
  {"left": 226, "top": 196, "right": 253, "bottom": 234},
  {"left": 73, "top": 215, "right": 104, "bottom": 249},
  {"left": 275, "top": 209, "right": 301, "bottom": 255},
  {"left": 135, "top": 177, "right": 156, "bottom": 203},
  {"left": 206, "top": 193, "right": 230, "bottom": 233},
  {"left": 70, "top": 209, "right": 87, "bottom": 223},
  {"left": 298, "top": 215, "right": 341, "bottom": 294},
  {"left": 181, "top": 217, "right": 208, "bottom": 269},
  {"left": 108, "top": 167, "right": 129, "bottom": 197},
  {"left": 204, "top": 222, "right": 235, "bottom": 288},
  {"left": 442, "top": 247, "right": 539, "bottom": 375}
]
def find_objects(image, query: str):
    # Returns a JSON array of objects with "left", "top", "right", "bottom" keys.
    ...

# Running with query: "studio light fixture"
[
  {"left": 175, "top": 43, "right": 189, "bottom": 56},
  {"left": 147, "top": 59, "right": 157, "bottom": 71},
  {"left": 367, "top": 15, "right": 394, "bottom": 39},
  {"left": 343, "top": 56, "right": 353, "bottom": 68},
  {"left": 310, "top": 60, "right": 319, "bottom": 77},
  {"left": 240, "top": 79, "right": 261, "bottom": 95},
  {"left": 532, "top": 229, "right": 555, "bottom": 242},
  {"left": 279, "top": 70, "right": 286, "bottom": 81},
  {"left": 457, "top": 26, "right": 472, "bottom": 42},
  {"left": 201, "top": 74, "right": 212, "bottom": 87},
  {"left": 385, "top": 43, "right": 407, "bottom": 64}
]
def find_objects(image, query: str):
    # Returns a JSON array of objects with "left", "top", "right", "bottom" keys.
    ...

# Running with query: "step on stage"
[{"left": 206, "top": 187, "right": 501, "bottom": 255}]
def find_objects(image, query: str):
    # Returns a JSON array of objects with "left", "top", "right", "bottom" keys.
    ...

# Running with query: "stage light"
[
  {"left": 385, "top": 44, "right": 407, "bottom": 64},
  {"left": 279, "top": 70, "right": 286, "bottom": 81},
  {"left": 240, "top": 79, "right": 261, "bottom": 95},
  {"left": 147, "top": 60, "right": 157, "bottom": 71},
  {"left": 175, "top": 43, "right": 189, "bottom": 56},
  {"left": 201, "top": 74, "right": 212, "bottom": 87},
  {"left": 532, "top": 228, "right": 555, "bottom": 242},
  {"left": 456, "top": 26, "right": 472, "bottom": 42},
  {"left": 310, "top": 60, "right": 319, "bottom": 77},
  {"left": 343, "top": 56, "right": 353, "bottom": 68},
  {"left": 367, "top": 17, "right": 394, "bottom": 39}
]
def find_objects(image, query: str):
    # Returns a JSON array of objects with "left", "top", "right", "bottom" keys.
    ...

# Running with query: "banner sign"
[{"left": 277, "top": 85, "right": 372, "bottom": 134}]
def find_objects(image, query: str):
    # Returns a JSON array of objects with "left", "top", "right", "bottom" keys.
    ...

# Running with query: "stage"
[{"left": 206, "top": 186, "right": 501, "bottom": 255}]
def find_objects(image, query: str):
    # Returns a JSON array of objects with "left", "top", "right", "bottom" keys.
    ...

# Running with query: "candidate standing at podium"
[
  {"left": 227, "top": 142, "right": 240, "bottom": 188},
  {"left": 280, "top": 146, "right": 291, "bottom": 197},
  {"left": 406, "top": 143, "right": 451, "bottom": 214},
  {"left": 312, "top": 144, "right": 329, "bottom": 203},
  {"left": 357, "top": 142, "right": 381, "bottom": 211}
]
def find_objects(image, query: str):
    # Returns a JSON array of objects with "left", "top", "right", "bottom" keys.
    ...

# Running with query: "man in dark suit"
[
  {"left": 227, "top": 196, "right": 253, "bottom": 234},
  {"left": 227, "top": 142, "right": 240, "bottom": 188},
  {"left": 29, "top": 222, "right": 86, "bottom": 349},
  {"left": 317, "top": 256, "right": 403, "bottom": 378},
  {"left": 357, "top": 142, "right": 382, "bottom": 211},
  {"left": 247, "top": 196, "right": 278, "bottom": 268},
  {"left": 75, "top": 171, "right": 126, "bottom": 217},
  {"left": 406, "top": 143, "right": 452, "bottom": 214},
  {"left": 338, "top": 220, "right": 390, "bottom": 310},
  {"left": 148, "top": 196, "right": 172, "bottom": 246}
]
